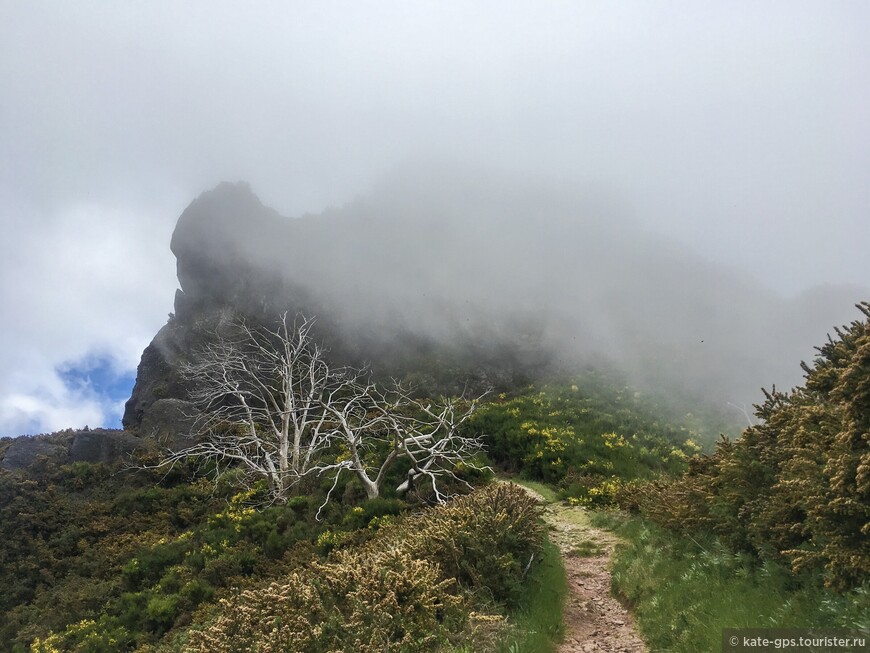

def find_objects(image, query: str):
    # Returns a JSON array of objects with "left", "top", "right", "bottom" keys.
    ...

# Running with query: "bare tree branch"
[{"left": 147, "top": 312, "right": 489, "bottom": 506}]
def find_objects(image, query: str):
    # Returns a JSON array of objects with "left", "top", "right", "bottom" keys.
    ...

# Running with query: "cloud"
[
  {"left": 0, "top": 377, "right": 105, "bottom": 437},
  {"left": 0, "top": 201, "right": 177, "bottom": 435},
  {"left": 0, "top": 1, "right": 868, "bottom": 434}
]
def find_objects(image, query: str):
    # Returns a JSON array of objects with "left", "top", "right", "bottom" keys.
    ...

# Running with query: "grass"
[
  {"left": 591, "top": 511, "right": 870, "bottom": 653},
  {"left": 570, "top": 538, "right": 604, "bottom": 557},
  {"left": 501, "top": 476, "right": 560, "bottom": 504},
  {"left": 448, "top": 477, "right": 564, "bottom": 652},
  {"left": 493, "top": 535, "right": 567, "bottom": 653}
]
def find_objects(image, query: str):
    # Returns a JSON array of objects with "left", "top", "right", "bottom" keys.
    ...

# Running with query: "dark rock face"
[
  {"left": 69, "top": 430, "right": 146, "bottom": 464},
  {"left": 138, "top": 398, "right": 200, "bottom": 449},
  {"left": 1, "top": 429, "right": 147, "bottom": 470},
  {"left": 122, "top": 321, "right": 193, "bottom": 430},
  {"left": 123, "top": 183, "right": 302, "bottom": 432},
  {"left": 1, "top": 434, "right": 70, "bottom": 470}
]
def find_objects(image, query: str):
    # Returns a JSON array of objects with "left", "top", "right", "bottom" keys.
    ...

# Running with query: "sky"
[{"left": 1, "top": 1, "right": 868, "bottom": 436}]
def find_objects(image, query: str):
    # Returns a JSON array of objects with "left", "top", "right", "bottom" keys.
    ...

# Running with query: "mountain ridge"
[{"left": 122, "top": 175, "right": 867, "bottom": 438}]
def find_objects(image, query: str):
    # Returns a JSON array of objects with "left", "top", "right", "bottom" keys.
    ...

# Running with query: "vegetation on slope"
[
  {"left": 0, "top": 448, "right": 551, "bottom": 653},
  {"left": 621, "top": 302, "right": 870, "bottom": 590},
  {"left": 0, "top": 461, "right": 224, "bottom": 650},
  {"left": 466, "top": 370, "right": 719, "bottom": 506},
  {"left": 593, "top": 512, "right": 869, "bottom": 652},
  {"left": 13, "top": 303, "right": 868, "bottom": 653},
  {"left": 180, "top": 483, "right": 542, "bottom": 653},
  {"left": 590, "top": 303, "right": 870, "bottom": 649},
  {"left": 2, "top": 364, "right": 699, "bottom": 652}
]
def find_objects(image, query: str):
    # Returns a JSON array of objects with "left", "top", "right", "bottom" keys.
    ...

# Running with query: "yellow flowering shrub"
[
  {"left": 30, "top": 618, "right": 132, "bottom": 653},
  {"left": 186, "top": 549, "right": 466, "bottom": 653},
  {"left": 186, "top": 484, "right": 543, "bottom": 651}
]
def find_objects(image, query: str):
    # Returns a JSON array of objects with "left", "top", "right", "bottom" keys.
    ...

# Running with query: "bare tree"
[
  {"left": 317, "top": 376, "right": 488, "bottom": 504},
  {"left": 154, "top": 313, "right": 338, "bottom": 501},
  {"left": 154, "top": 312, "right": 488, "bottom": 505}
]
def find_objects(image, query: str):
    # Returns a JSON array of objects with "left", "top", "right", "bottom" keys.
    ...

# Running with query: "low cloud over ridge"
[{"left": 1, "top": 2, "right": 868, "bottom": 434}]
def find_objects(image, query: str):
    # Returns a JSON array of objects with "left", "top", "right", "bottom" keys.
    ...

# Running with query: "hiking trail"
[{"left": 518, "top": 483, "right": 647, "bottom": 653}]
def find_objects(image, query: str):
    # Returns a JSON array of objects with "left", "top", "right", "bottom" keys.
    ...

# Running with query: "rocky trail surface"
[{"left": 514, "top": 483, "right": 647, "bottom": 653}]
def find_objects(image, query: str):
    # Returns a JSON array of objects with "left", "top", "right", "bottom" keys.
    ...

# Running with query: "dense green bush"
[
  {"left": 340, "top": 497, "right": 404, "bottom": 530},
  {"left": 187, "top": 483, "right": 545, "bottom": 652},
  {"left": 468, "top": 376, "right": 703, "bottom": 501},
  {"left": 1, "top": 461, "right": 335, "bottom": 651},
  {"left": 595, "top": 512, "right": 870, "bottom": 652},
  {"left": 0, "top": 462, "right": 224, "bottom": 649},
  {"left": 624, "top": 303, "right": 870, "bottom": 589}
]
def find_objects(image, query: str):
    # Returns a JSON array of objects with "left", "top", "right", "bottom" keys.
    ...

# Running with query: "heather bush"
[
  {"left": 317, "top": 549, "right": 467, "bottom": 651},
  {"left": 403, "top": 482, "right": 543, "bottom": 606},
  {"left": 626, "top": 302, "right": 870, "bottom": 590},
  {"left": 186, "top": 539, "right": 467, "bottom": 653},
  {"left": 185, "top": 574, "right": 328, "bottom": 653},
  {"left": 186, "top": 483, "right": 544, "bottom": 651}
]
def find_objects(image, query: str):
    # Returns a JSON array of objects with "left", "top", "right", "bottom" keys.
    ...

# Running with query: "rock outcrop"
[
  {"left": 1, "top": 428, "right": 148, "bottom": 471},
  {"left": 123, "top": 174, "right": 868, "bottom": 437},
  {"left": 123, "top": 180, "right": 550, "bottom": 433}
]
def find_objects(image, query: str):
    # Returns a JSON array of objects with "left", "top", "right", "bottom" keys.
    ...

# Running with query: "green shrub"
[
  {"left": 186, "top": 484, "right": 546, "bottom": 651},
  {"left": 596, "top": 513, "right": 870, "bottom": 652},
  {"left": 627, "top": 303, "right": 870, "bottom": 590},
  {"left": 123, "top": 542, "right": 186, "bottom": 590},
  {"left": 117, "top": 592, "right": 147, "bottom": 632},
  {"left": 341, "top": 497, "right": 404, "bottom": 530},
  {"left": 178, "top": 579, "right": 214, "bottom": 611},
  {"left": 144, "top": 594, "right": 178, "bottom": 634},
  {"left": 31, "top": 616, "right": 133, "bottom": 653},
  {"left": 405, "top": 483, "right": 543, "bottom": 606}
]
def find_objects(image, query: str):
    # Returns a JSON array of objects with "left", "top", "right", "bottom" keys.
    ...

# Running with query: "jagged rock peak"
[
  {"left": 169, "top": 182, "right": 293, "bottom": 321},
  {"left": 170, "top": 181, "right": 278, "bottom": 260}
]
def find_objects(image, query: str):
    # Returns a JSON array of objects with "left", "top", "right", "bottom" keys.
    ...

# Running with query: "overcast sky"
[{"left": 1, "top": 1, "right": 868, "bottom": 436}]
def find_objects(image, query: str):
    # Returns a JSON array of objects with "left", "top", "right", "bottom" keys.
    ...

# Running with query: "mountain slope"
[{"left": 124, "top": 172, "right": 866, "bottom": 436}]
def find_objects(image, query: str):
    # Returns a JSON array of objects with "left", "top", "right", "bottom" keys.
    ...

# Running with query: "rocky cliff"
[
  {"left": 0, "top": 428, "right": 147, "bottom": 471},
  {"left": 122, "top": 174, "right": 867, "bottom": 437},
  {"left": 123, "top": 179, "right": 556, "bottom": 434}
]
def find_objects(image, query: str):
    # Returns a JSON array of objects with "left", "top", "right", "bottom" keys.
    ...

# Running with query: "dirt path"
[{"left": 514, "top": 483, "right": 647, "bottom": 653}]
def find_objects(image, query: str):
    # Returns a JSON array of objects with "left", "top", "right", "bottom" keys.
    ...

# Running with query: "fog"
[
  {"left": 167, "top": 173, "right": 865, "bottom": 427},
  {"left": 1, "top": 1, "right": 868, "bottom": 435}
]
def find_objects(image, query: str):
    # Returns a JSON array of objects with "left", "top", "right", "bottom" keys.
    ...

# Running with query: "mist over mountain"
[{"left": 124, "top": 170, "right": 866, "bottom": 435}]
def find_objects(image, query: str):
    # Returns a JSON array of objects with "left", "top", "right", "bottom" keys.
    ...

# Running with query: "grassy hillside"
[
  {"left": 597, "top": 303, "right": 870, "bottom": 649},
  {"left": 1, "top": 454, "right": 549, "bottom": 652},
  {"left": 1, "top": 364, "right": 710, "bottom": 652},
  {"left": 466, "top": 369, "right": 729, "bottom": 506}
]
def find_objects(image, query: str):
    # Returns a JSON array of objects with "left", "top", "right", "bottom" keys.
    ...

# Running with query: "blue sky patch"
[{"left": 57, "top": 356, "right": 136, "bottom": 428}]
